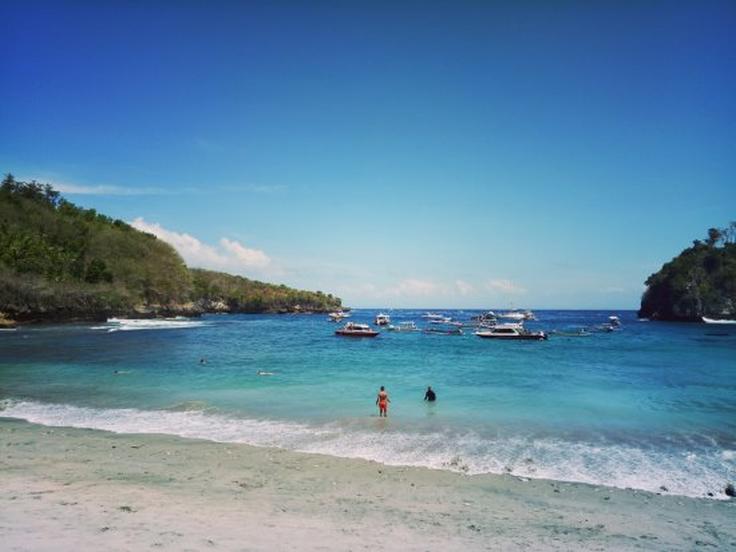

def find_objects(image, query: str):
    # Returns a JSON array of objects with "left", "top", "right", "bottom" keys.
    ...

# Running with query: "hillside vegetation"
[
  {"left": 0, "top": 174, "right": 341, "bottom": 324},
  {"left": 191, "top": 269, "right": 340, "bottom": 314},
  {"left": 639, "top": 225, "right": 736, "bottom": 321}
]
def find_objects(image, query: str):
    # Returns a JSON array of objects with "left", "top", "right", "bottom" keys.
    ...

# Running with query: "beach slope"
[{"left": 1, "top": 418, "right": 734, "bottom": 551}]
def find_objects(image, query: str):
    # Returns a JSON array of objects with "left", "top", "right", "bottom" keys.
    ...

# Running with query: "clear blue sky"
[{"left": 2, "top": 1, "right": 734, "bottom": 308}]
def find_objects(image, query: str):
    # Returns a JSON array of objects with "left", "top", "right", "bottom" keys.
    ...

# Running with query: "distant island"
[
  {"left": 639, "top": 224, "right": 736, "bottom": 322},
  {"left": 0, "top": 174, "right": 342, "bottom": 325}
]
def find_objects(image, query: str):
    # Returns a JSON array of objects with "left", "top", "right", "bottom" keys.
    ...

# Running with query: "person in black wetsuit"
[{"left": 424, "top": 386, "right": 436, "bottom": 402}]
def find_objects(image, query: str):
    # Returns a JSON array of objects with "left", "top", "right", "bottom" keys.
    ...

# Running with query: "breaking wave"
[
  {"left": 90, "top": 317, "right": 207, "bottom": 332},
  {"left": 1, "top": 399, "right": 733, "bottom": 500}
]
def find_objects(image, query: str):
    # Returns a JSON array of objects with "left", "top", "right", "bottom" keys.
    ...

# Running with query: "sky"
[{"left": 1, "top": 0, "right": 734, "bottom": 309}]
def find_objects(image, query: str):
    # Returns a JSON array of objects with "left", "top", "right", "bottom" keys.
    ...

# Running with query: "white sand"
[{"left": 1, "top": 418, "right": 734, "bottom": 551}]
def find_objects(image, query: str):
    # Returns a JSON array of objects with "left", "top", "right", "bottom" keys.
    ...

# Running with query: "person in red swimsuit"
[{"left": 376, "top": 386, "right": 390, "bottom": 417}]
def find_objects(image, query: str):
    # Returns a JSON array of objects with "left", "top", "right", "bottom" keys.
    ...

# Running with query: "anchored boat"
[
  {"left": 475, "top": 323, "right": 547, "bottom": 340},
  {"left": 335, "top": 322, "right": 380, "bottom": 337},
  {"left": 374, "top": 313, "right": 391, "bottom": 326}
]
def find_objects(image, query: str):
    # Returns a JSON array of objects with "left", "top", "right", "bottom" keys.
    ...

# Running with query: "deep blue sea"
[{"left": 1, "top": 310, "right": 735, "bottom": 498}]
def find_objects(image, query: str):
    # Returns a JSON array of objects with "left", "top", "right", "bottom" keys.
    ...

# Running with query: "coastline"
[
  {"left": 2, "top": 418, "right": 734, "bottom": 551},
  {"left": 0, "top": 308, "right": 338, "bottom": 328}
]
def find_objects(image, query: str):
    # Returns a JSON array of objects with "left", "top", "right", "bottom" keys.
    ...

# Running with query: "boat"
[
  {"left": 429, "top": 317, "right": 463, "bottom": 327},
  {"left": 551, "top": 328, "right": 591, "bottom": 337},
  {"left": 422, "top": 312, "right": 446, "bottom": 320},
  {"left": 328, "top": 311, "right": 349, "bottom": 322},
  {"left": 474, "top": 310, "right": 497, "bottom": 322},
  {"left": 335, "top": 322, "right": 380, "bottom": 337},
  {"left": 608, "top": 315, "right": 621, "bottom": 327},
  {"left": 702, "top": 316, "right": 736, "bottom": 324},
  {"left": 475, "top": 323, "right": 547, "bottom": 340},
  {"left": 374, "top": 313, "right": 391, "bottom": 326},
  {"left": 424, "top": 324, "right": 463, "bottom": 335},
  {"left": 386, "top": 321, "right": 419, "bottom": 332},
  {"left": 498, "top": 309, "right": 535, "bottom": 321}
]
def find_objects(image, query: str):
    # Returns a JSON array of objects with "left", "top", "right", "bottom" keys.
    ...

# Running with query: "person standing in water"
[
  {"left": 376, "top": 386, "right": 390, "bottom": 417},
  {"left": 424, "top": 386, "right": 436, "bottom": 402}
]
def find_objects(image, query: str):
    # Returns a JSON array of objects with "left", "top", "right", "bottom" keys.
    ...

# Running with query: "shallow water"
[{"left": 1, "top": 310, "right": 734, "bottom": 498}]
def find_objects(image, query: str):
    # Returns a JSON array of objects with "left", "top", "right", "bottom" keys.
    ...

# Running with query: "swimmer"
[
  {"left": 199, "top": 357, "right": 207, "bottom": 364},
  {"left": 424, "top": 386, "right": 436, "bottom": 402},
  {"left": 376, "top": 386, "right": 390, "bottom": 417}
]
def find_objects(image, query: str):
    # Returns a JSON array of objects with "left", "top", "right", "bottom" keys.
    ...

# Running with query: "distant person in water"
[
  {"left": 376, "top": 386, "right": 390, "bottom": 417},
  {"left": 424, "top": 386, "right": 436, "bottom": 402},
  {"left": 199, "top": 357, "right": 207, "bottom": 364}
]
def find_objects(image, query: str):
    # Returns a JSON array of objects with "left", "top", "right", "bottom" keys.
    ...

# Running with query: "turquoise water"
[{"left": 1, "top": 310, "right": 735, "bottom": 498}]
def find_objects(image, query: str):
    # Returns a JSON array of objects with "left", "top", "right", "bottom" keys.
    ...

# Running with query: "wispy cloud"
[
  {"left": 218, "top": 184, "right": 288, "bottom": 194},
  {"left": 386, "top": 278, "right": 440, "bottom": 297},
  {"left": 485, "top": 279, "right": 527, "bottom": 295},
  {"left": 50, "top": 181, "right": 167, "bottom": 196},
  {"left": 130, "top": 218, "right": 271, "bottom": 273},
  {"left": 455, "top": 279, "right": 475, "bottom": 296}
]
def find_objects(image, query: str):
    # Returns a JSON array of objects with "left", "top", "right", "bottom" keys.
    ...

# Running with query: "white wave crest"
[
  {"left": 1, "top": 399, "right": 733, "bottom": 499},
  {"left": 91, "top": 318, "right": 207, "bottom": 332}
]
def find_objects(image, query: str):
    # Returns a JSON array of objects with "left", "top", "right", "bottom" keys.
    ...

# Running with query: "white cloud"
[
  {"left": 53, "top": 182, "right": 166, "bottom": 196},
  {"left": 130, "top": 218, "right": 271, "bottom": 273},
  {"left": 218, "top": 184, "right": 288, "bottom": 194},
  {"left": 387, "top": 278, "right": 441, "bottom": 297},
  {"left": 219, "top": 238, "right": 270, "bottom": 268},
  {"left": 485, "top": 279, "right": 527, "bottom": 295},
  {"left": 455, "top": 279, "right": 474, "bottom": 296}
]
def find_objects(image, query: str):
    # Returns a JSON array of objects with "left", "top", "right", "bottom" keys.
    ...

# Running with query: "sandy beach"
[{"left": 1, "top": 418, "right": 734, "bottom": 551}]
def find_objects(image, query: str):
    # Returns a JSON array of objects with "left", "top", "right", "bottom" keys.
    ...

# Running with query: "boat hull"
[
  {"left": 335, "top": 330, "right": 379, "bottom": 337},
  {"left": 476, "top": 332, "right": 547, "bottom": 340}
]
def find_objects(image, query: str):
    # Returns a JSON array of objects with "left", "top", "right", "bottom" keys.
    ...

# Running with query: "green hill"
[
  {"left": 0, "top": 174, "right": 341, "bottom": 324},
  {"left": 190, "top": 269, "right": 340, "bottom": 314},
  {"left": 639, "top": 225, "right": 736, "bottom": 321}
]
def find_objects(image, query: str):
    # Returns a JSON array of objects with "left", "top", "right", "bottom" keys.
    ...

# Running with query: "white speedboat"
[
  {"left": 429, "top": 316, "right": 463, "bottom": 327},
  {"left": 422, "top": 312, "right": 446, "bottom": 320},
  {"left": 498, "top": 309, "right": 535, "bottom": 321},
  {"left": 375, "top": 313, "right": 391, "bottom": 326},
  {"left": 328, "top": 311, "right": 349, "bottom": 322},
  {"left": 386, "top": 321, "right": 419, "bottom": 332},
  {"left": 608, "top": 315, "right": 621, "bottom": 327},
  {"left": 475, "top": 324, "right": 547, "bottom": 340},
  {"left": 702, "top": 316, "right": 736, "bottom": 324},
  {"left": 335, "top": 322, "right": 379, "bottom": 337}
]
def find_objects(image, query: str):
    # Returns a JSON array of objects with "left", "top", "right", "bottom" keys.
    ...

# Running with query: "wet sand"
[{"left": 1, "top": 418, "right": 734, "bottom": 551}]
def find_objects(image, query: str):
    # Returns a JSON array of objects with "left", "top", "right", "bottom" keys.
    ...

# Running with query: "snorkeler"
[{"left": 376, "top": 386, "right": 390, "bottom": 417}]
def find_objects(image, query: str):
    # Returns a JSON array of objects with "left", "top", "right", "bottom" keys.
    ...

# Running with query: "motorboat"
[
  {"left": 422, "top": 312, "right": 446, "bottom": 320},
  {"left": 429, "top": 317, "right": 463, "bottom": 327},
  {"left": 498, "top": 309, "right": 535, "bottom": 321},
  {"left": 475, "top": 324, "right": 547, "bottom": 340},
  {"left": 474, "top": 310, "right": 497, "bottom": 322},
  {"left": 386, "top": 321, "right": 419, "bottom": 332},
  {"left": 608, "top": 315, "right": 621, "bottom": 327},
  {"left": 551, "top": 328, "right": 591, "bottom": 337},
  {"left": 335, "top": 322, "right": 379, "bottom": 337},
  {"left": 328, "top": 311, "right": 349, "bottom": 322},
  {"left": 375, "top": 313, "right": 391, "bottom": 326},
  {"left": 424, "top": 325, "right": 463, "bottom": 335},
  {"left": 702, "top": 316, "right": 736, "bottom": 324}
]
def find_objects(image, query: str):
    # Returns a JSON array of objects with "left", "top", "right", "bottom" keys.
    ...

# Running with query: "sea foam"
[
  {"left": 2, "top": 399, "right": 733, "bottom": 500},
  {"left": 91, "top": 318, "right": 208, "bottom": 332}
]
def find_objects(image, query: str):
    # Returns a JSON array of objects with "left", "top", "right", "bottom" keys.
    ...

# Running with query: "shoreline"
[{"left": 2, "top": 418, "right": 734, "bottom": 551}]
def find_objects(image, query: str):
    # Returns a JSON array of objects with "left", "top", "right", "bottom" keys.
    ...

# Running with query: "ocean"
[{"left": 1, "top": 310, "right": 734, "bottom": 498}]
